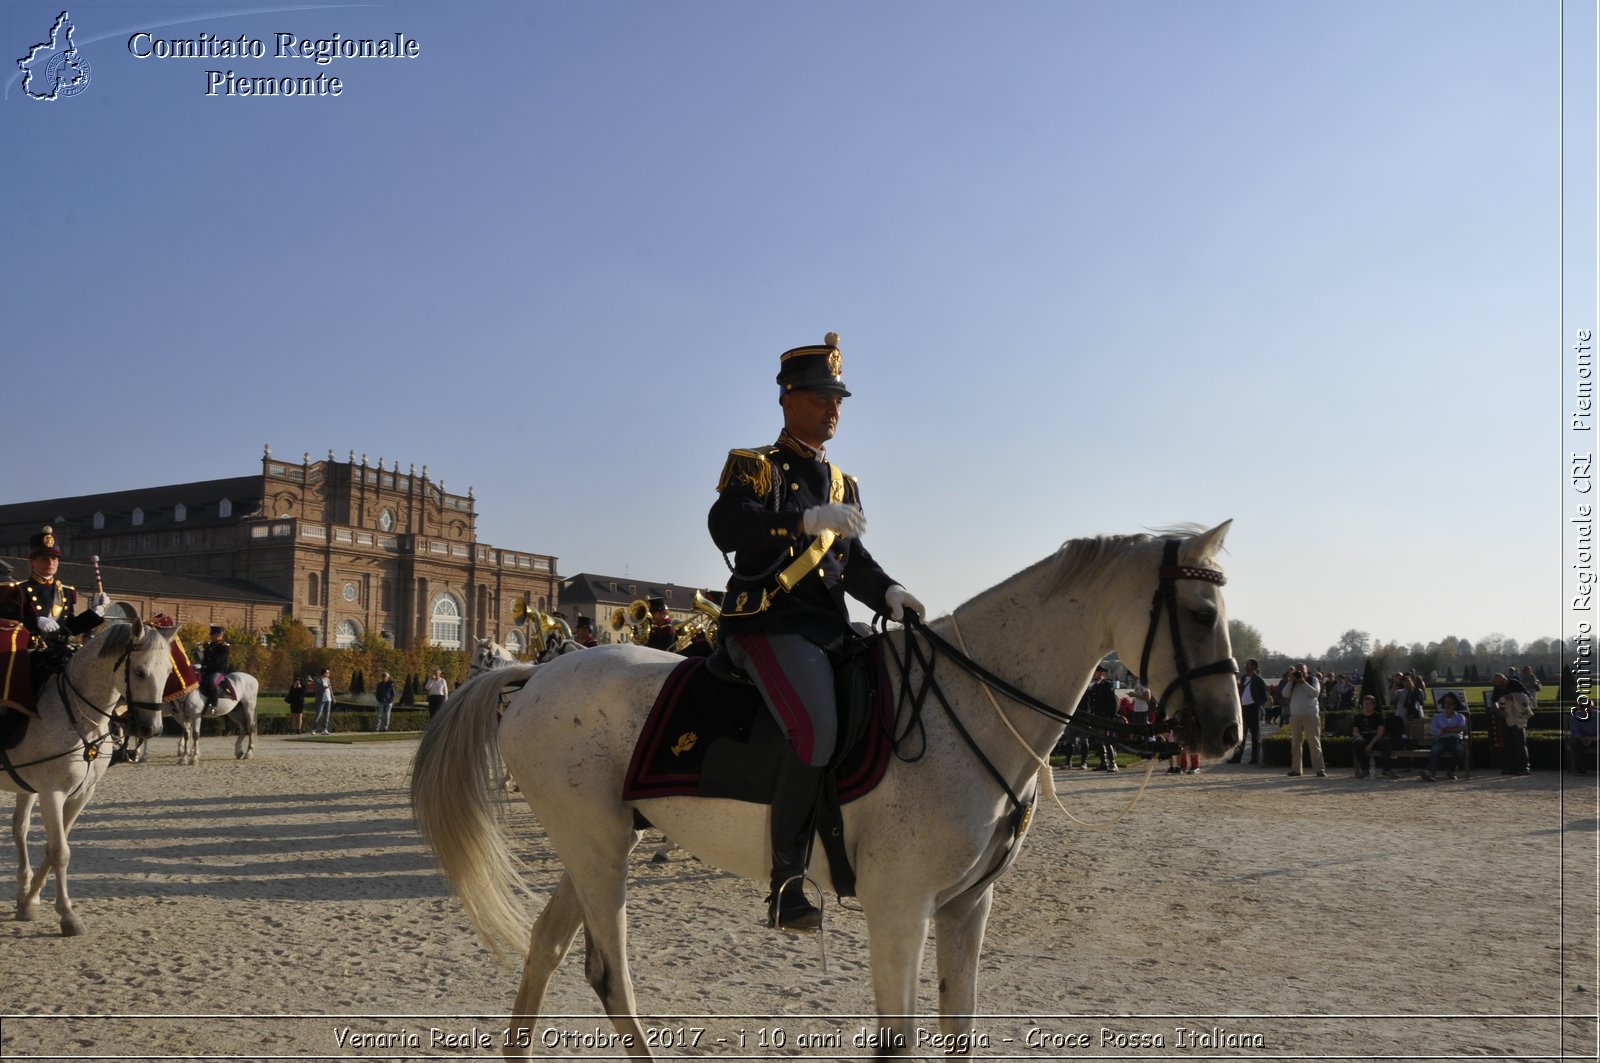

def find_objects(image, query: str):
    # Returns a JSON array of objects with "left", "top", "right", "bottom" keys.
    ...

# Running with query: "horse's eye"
[{"left": 1189, "top": 608, "right": 1216, "bottom": 627}]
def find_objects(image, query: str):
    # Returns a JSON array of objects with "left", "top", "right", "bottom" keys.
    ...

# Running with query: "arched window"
[
  {"left": 218, "top": 498, "right": 233, "bottom": 519},
  {"left": 131, "top": 507, "right": 145, "bottom": 526},
  {"left": 334, "top": 619, "right": 361, "bottom": 649},
  {"left": 175, "top": 503, "right": 187, "bottom": 522},
  {"left": 429, "top": 593, "right": 464, "bottom": 649},
  {"left": 93, "top": 512, "right": 105, "bottom": 530},
  {"left": 504, "top": 628, "right": 525, "bottom": 656},
  {"left": 307, "top": 573, "right": 320, "bottom": 606}
]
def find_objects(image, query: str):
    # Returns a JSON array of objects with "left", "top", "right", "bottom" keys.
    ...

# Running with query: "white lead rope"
[{"left": 947, "top": 612, "right": 1155, "bottom": 833}]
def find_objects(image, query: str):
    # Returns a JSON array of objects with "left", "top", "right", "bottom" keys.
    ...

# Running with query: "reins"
[{"left": 877, "top": 538, "right": 1239, "bottom": 837}]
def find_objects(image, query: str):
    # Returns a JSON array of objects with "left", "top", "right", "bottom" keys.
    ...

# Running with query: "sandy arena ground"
[{"left": 1, "top": 731, "right": 1596, "bottom": 1061}]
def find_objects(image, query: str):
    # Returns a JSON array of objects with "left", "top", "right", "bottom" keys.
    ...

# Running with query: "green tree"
[
  {"left": 1228, "top": 619, "right": 1265, "bottom": 664},
  {"left": 1332, "top": 629, "right": 1371, "bottom": 660}
]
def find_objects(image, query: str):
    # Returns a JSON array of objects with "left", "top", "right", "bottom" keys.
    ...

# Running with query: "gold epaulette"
[{"left": 715, "top": 447, "right": 778, "bottom": 497}]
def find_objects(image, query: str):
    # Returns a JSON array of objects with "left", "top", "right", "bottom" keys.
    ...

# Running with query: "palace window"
[
  {"left": 308, "top": 573, "right": 320, "bottom": 606},
  {"left": 334, "top": 619, "right": 361, "bottom": 649},
  {"left": 504, "top": 629, "right": 525, "bottom": 656},
  {"left": 429, "top": 593, "right": 464, "bottom": 649}
]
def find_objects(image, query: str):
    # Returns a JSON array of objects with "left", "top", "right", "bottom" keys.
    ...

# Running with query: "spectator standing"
[
  {"left": 1351, "top": 695, "right": 1394, "bottom": 778},
  {"left": 374, "top": 672, "right": 396, "bottom": 733},
  {"left": 286, "top": 676, "right": 306, "bottom": 736},
  {"left": 1519, "top": 666, "right": 1543, "bottom": 707},
  {"left": 1229, "top": 658, "right": 1267, "bottom": 765},
  {"left": 1490, "top": 673, "right": 1529, "bottom": 771},
  {"left": 1419, "top": 691, "right": 1469, "bottom": 781},
  {"left": 1282, "top": 664, "right": 1326, "bottom": 777},
  {"left": 1568, "top": 704, "right": 1598, "bottom": 774},
  {"left": 312, "top": 668, "right": 334, "bottom": 736},
  {"left": 1496, "top": 688, "right": 1535, "bottom": 776},
  {"left": 424, "top": 669, "right": 449, "bottom": 718}
]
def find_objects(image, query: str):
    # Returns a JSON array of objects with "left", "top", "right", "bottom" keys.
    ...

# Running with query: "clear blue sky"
[{"left": 2, "top": 1, "right": 1584, "bottom": 658}]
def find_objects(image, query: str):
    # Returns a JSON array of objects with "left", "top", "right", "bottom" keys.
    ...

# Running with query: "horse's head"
[
  {"left": 87, "top": 619, "right": 175, "bottom": 740},
  {"left": 470, "top": 638, "right": 517, "bottom": 678},
  {"left": 1111, "top": 521, "right": 1242, "bottom": 757}
]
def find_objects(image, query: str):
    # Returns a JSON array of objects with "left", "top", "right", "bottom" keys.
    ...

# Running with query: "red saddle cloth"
[
  {"left": 622, "top": 645, "right": 895, "bottom": 806},
  {"left": 0, "top": 620, "right": 35, "bottom": 716}
]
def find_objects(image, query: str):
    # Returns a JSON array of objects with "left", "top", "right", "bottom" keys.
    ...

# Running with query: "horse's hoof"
[
  {"left": 16, "top": 905, "right": 36, "bottom": 922},
  {"left": 650, "top": 851, "right": 669, "bottom": 864},
  {"left": 60, "top": 915, "right": 84, "bottom": 936}
]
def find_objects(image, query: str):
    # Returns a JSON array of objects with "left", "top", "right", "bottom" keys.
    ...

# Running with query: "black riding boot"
[{"left": 767, "top": 754, "right": 826, "bottom": 932}]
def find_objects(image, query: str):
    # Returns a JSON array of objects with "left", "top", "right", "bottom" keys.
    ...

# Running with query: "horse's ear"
[
  {"left": 1179, "top": 520, "right": 1232, "bottom": 566},
  {"left": 130, "top": 616, "right": 146, "bottom": 643}
]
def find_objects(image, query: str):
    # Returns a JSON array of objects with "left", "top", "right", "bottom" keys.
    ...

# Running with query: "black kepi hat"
[
  {"left": 777, "top": 331, "right": 850, "bottom": 396},
  {"left": 646, "top": 596, "right": 667, "bottom": 613},
  {"left": 28, "top": 525, "right": 62, "bottom": 560}
]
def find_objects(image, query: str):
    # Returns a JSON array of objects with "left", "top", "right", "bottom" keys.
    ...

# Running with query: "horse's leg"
[
  {"left": 933, "top": 886, "right": 995, "bottom": 1057},
  {"left": 552, "top": 825, "right": 652, "bottom": 1059},
  {"left": 12, "top": 793, "right": 38, "bottom": 921},
  {"left": 28, "top": 790, "right": 84, "bottom": 935},
  {"left": 503, "top": 872, "right": 584, "bottom": 1061},
  {"left": 863, "top": 901, "right": 934, "bottom": 1057}
]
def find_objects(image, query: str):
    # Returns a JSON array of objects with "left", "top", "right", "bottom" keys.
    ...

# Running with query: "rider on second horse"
[
  {"left": 709, "top": 331, "right": 925, "bottom": 932},
  {"left": 0, "top": 526, "right": 109, "bottom": 715},
  {"left": 199, "top": 626, "right": 232, "bottom": 709}
]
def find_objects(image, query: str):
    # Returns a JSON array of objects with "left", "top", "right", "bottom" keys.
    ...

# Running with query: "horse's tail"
[{"left": 410, "top": 665, "right": 540, "bottom": 962}]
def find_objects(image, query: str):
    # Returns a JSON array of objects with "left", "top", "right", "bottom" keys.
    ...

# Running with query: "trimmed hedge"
[{"left": 163, "top": 709, "right": 432, "bottom": 737}]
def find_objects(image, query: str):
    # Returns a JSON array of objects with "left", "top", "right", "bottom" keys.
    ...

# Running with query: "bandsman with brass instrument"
[
  {"left": 572, "top": 614, "right": 599, "bottom": 649},
  {"left": 708, "top": 332, "right": 924, "bottom": 932},
  {"left": 643, "top": 595, "right": 677, "bottom": 651}
]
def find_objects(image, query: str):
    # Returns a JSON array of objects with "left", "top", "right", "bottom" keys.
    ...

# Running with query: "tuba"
[
  {"left": 609, "top": 600, "right": 651, "bottom": 643},
  {"left": 512, "top": 597, "right": 539, "bottom": 627},
  {"left": 536, "top": 610, "right": 572, "bottom": 648}
]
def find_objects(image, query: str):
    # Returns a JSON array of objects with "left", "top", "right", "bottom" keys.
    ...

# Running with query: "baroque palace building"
[{"left": 0, "top": 447, "right": 561, "bottom": 650}]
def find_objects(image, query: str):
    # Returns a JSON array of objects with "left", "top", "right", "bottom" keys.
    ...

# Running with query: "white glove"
[
  {"left": 91, "top": 592, "right": 110, "bottom": 616},
  {"left": 885, "top": 584, "right": 925, "bottom": 622},
  {"left": 36, "top": 615, "right": 60, "bottom": 635},
  {"left": 802, "top": 502, "right": 867, "bottom": 539}
]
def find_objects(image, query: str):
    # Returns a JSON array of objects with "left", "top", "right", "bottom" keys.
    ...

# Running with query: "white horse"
[
  {"left": 4, "top": 620, "right": 175, "bottom": 936},
  {"left": 470, "top": 636, "right": 583, "bottom": 679},
  {"left": 172, "top": 672, "right": 259, "bottom": 764},
  {"left": 412, "top": 523, "right": 1242, "bottom": 1058}
]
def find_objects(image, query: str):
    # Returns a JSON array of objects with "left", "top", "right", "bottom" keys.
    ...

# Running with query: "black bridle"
[{"left": 1132, "top": 538, "right": 1240, "bottom": 723}]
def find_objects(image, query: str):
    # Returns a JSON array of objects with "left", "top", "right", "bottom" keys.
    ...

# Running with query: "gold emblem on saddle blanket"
[{"left": 671, "top": 731, "right": 699, "bottom": 756}]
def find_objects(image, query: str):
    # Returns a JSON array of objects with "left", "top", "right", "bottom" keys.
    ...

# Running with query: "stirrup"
[{"left": 766, "top": 876, "right": 822, "bottom": 933}]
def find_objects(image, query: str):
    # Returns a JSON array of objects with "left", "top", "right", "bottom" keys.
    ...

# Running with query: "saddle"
[
  {"left": 622, "top": 637, "right": 894, "bottom": 897},
  {"left": 204, "top": 672, "right": 238, "bottom": 704}
]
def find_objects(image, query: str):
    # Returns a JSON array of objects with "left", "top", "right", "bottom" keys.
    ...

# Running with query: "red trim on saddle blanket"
[
  {"left": 164, "top": 638, "right": 199, "bottom": 703},
  {"left": 0, "top": 619, "right": 37, "bottom": 717},
  {"left": 621, "top": 644, "right": 895, "bottom": 804}
]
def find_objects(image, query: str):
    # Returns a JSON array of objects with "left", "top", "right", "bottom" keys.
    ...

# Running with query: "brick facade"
[{"left": 0, "top": 447, "right": 560, "bottom": 649}]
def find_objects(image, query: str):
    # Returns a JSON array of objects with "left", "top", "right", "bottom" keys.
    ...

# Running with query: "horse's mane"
[{"left": 1043, "top": 523, "right": 1213, "bottom": 600}]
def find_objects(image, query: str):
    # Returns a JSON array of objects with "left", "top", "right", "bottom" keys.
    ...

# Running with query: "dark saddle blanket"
[
  {"left": 203, "top": 673, "right": 237, "bottom": 703},
  {"left": 622, "top": 640, "right": 894, "bottom": 806}
]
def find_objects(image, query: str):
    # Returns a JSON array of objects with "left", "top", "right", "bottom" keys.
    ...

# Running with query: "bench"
[{"left": 1372, "top": 716, "right": 1471, "bottom": 779}]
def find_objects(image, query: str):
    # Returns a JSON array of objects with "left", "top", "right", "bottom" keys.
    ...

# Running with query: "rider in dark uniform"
[
  {"left": 199, "top": 626, "right": 231, "bottom": 708},
  {"left": 0, "top": 526, "right": 109, "bottom": 715},
  {"left": 709, "top": 331, "right": 925, "bottom": 931},
  {"left": 643, "top": 596, "right": 678, "bottom": 651}
]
